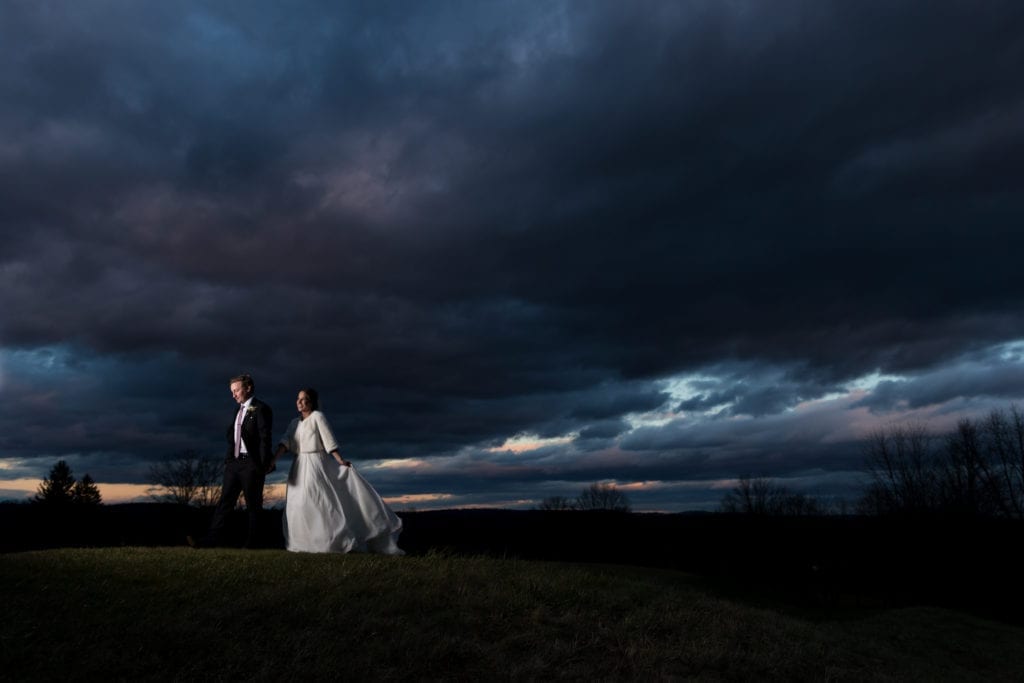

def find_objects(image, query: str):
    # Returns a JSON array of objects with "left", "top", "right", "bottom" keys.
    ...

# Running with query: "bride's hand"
[{"left": 333, "top": 454, "right": 351, "bottom": 467}]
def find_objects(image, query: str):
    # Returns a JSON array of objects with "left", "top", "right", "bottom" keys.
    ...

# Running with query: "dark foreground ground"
[{"left": 3, "top": 503, "right": 1022, "bottom": 624}]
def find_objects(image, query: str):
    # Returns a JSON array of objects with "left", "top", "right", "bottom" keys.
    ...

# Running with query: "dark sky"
[{"left": 2, "top": 1, "right": 1023, "bottom": 509}]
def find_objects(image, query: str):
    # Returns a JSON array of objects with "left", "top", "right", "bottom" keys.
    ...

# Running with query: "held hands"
[
  {"left": 332, "top": 453, "right": 351, "bottom": 467},
  {"left": 268, "top": 445, "right": 287, "bottom": 474}
]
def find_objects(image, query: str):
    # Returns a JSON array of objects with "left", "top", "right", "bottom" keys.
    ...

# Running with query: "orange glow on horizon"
[
  {"left": 0, "top": 476, "right": 443, "bottom": 509},
  {"left": 0, "top": 478, "right": 42, "bottom": 501},
  {"left": 383, "top": 492, "right": 454, "bottom": 505},
  {"left": 0, "top": 479, "right": 156, "bottom": 503}
]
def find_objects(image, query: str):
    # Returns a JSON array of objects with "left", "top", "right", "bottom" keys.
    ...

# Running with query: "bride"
[{"left": 270, "top": 388, "right": 404, "bottom": 555}]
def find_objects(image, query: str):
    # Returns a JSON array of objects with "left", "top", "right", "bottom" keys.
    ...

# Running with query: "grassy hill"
[{"left": 3, "top": 548, "right": 1023, "bottom": 680}]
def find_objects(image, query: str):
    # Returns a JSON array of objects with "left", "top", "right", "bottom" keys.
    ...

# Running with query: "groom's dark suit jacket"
[{"left": 225, "top": 398, "right": 273, "bottom": 469}]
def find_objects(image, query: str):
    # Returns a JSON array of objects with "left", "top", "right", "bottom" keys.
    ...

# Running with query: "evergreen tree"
[
  {"left": 72, "top": 473, "right": 103, "bottom": 505},
  {"left": 33, "top": 460, "right": 76, "bottom": 505}
]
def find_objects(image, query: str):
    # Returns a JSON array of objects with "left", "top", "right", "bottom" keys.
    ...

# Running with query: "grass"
[{"left": 2, "top": 548, "right": 1023, "bottom": 681}]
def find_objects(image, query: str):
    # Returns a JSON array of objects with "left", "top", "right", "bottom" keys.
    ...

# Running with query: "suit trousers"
[{"left": 206, "top": 455, "right": 266, "bottom": 547}]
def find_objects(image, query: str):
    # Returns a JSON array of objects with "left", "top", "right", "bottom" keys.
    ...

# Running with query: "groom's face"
[{"left": 230, "top": 381, "right": 253, "bottom": 404}]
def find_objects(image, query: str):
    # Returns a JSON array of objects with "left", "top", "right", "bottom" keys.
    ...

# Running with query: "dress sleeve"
[
  {"left": 278, "top": 418, "right": 299, "bottom": 450},
  {"left": 313, "top": 411, "right": 340, "bottom": 453}
]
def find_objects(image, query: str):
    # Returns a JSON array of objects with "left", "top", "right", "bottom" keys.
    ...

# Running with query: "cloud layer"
[{"left": 2, "top": 1, "right": 1023, "bottom": 508}]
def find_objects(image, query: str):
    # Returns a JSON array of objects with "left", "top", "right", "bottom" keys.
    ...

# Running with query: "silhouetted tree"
[
  {"left": 576, "top": 483, "right": 631, "bottom": 512},
  {"left": 537, "top": 495, "right": 575, "bottom": 511},
  {"left": 148, "top": 450, "right": 222, "bottom": 506},
  {"left": 72, "top": 474, "right": 103, "bottom": 505},
  {"left": 984, "top": 405, "right": 1024, "bottom": 518},
  {"left": 720, "top": 476, "right": 781, "bottom": 514},
  {"left": 941, "top": 419, "right": 999, "bottom": 518},
  {"left": 859, "top": 423, "right": 940, "bottom": 516},
  {"left": 772, "top": 491, "right": 825, "bottom": 516},
  {"left": 720, "top": 476, "right": 824, "bottom": 515},
  {"left": 33, "top": 460, "right": 76, "bottom": 505},
  {"left": 859, "top": 408, "right": 1024, "bottom": 518}
]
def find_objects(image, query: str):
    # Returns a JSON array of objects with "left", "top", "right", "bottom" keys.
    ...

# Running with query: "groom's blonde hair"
[{"left": 230, "top": 373, "right": 255, "bottom": 392}]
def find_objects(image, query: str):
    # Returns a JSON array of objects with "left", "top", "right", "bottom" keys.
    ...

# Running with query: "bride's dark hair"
[{"left": 300, "top": 387, "right": 320, "bottom": 411}]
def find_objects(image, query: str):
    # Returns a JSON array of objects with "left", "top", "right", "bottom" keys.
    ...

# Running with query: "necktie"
[{"left": 234, "top": 406, "right": 245, "bottom": 458}]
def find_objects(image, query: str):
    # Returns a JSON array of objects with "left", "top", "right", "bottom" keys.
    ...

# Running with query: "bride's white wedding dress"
[{"left": 279, "top": 411, "right": 404, "bottom": 554}]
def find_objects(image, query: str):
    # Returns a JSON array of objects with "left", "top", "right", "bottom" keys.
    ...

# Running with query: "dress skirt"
[{"left": 284, "top": 451, "right": 404, "bottom": 554}]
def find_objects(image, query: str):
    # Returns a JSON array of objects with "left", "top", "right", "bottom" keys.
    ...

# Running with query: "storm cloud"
[{"left": 2, "top": 1, "right": 1023, "bottom": 509}]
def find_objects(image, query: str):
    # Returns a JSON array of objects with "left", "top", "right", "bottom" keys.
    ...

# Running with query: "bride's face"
[{"left": 296, "top": 392, "right": 312, "bottom": 414}]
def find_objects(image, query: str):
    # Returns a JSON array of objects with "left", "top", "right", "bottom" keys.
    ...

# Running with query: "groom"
[{"left": 203, "top": 373, "right": 273, "bottom": 548}]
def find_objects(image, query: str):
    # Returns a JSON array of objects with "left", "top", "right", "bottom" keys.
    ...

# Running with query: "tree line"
[
  {"left": 537, "top": 482, "right": 632, "bottom": 512},
  {"left": 719, "top": 475, "right": 830, "bottom": 516},
  {"left": 718, "top": 404, "right": 1024, "bottom": 518},
  {"left": 33, "top": 460, "right": 102, "bottom": 506},
  {"left": 860, "top": 405, "right": 1024, "bottom": 518}
]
